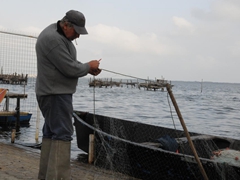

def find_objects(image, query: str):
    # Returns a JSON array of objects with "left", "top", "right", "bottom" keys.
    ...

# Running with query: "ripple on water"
[{"left": 1, "top": 80, "right": 240, "bottom": 160}]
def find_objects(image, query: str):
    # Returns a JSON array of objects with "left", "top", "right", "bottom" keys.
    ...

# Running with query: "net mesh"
[
  {"left": 74, "top": 104, "right": 240, "bottom": 180},
  {"left": 1, "top": 29, "right": 240, "bottom": 180},
  {"left": 0, "top": 30, "right": 38, "bottom": 128}
]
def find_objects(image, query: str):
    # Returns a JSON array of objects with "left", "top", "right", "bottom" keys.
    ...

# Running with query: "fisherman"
[{"left": 35, "top": 10, "right": 101, "bottom": 180}]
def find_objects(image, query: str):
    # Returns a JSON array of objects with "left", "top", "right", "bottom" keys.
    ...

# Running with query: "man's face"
[{"left": 64, "top": 24, "right": 80, "bottom": 41}]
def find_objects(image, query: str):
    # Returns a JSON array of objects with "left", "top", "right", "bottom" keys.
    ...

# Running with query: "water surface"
[{"left": 0, "top": 79, "right": 239, "bottom": 159}]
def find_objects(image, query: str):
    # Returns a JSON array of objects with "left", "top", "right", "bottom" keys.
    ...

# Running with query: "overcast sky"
[{"left": 0, "top": 0, "right": 239, "bottom": 83}]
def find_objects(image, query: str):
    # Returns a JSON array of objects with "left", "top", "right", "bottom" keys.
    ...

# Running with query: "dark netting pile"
[{"left": 74, "top": 111, "right": 240, "bottom": 180}]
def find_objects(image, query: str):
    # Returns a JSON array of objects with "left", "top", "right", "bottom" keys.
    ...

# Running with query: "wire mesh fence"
[
  {"left": 1, "top": 29, "right": 240, "bottom": 180},
  {"left": 0, "top": 30, "right": 40, "bottom": 129}
]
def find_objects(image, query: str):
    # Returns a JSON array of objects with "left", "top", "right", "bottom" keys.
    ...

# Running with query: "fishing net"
[
  {"left": 73, "top": 110, "right": 240, "bottom": 180},
  {"left": 73, "top": 82, "right": 240, "bottom": 180},
  {"left": 1, "top": 29, "right": 240, "bottom": 180}
]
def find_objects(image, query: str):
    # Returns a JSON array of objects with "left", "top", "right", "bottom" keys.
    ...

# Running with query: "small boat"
[
  {"left": 0, "top": 111, "right": 32, "bottom": 126},
  {"left": 73, "top": 111, "right": 240, "bottom": 180},
  {"left": 0, "top": 88, "right": 32, "bottom": 126},
  {"left": 0, "top": 88, "right": 7, "bottom": 103}
]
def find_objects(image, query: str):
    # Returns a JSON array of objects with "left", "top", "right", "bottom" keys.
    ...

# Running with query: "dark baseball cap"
[{"left": 65, "top": 10, "right": 88, "bottom": 35}]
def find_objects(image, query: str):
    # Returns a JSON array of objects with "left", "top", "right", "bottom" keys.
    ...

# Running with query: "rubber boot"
[
  {"left": 46, "top": 140, "right": 71, "bottom": 180},
  {"left": 38, "top": 138, "right": 52, "bottom": 180}
]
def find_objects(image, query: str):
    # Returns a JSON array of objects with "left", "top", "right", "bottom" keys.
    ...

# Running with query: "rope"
[
  {"left": 92, "top": 67, "right": 171, "bottom": 124},
  {"left": 93, "top": 76, "right": 97, "bottom": 127},
  {"left": 0, "top": 30, "right": 37, "bottom": 39},
  {"left": 100, "top": 68, "right": 156, "bottom": 82},
  {"left": 92, "top": 68, "right": 148, "bottom": 122}
]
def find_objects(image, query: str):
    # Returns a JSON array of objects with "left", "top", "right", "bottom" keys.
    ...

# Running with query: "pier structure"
[
  {"left": 89, "top": 78, "right": 173, "bottom": 91},
  {"left": 138, "top": 79, "right": 173, "bottom": 91},
  {"left": 121, "top": 79, "right": 139, "bottom": 88},
  {"left": 0, "top": 73, "right": 28, "bottom": 85},
  {"left": 89, "top": 78, "right": 121, "bottom": 88}
]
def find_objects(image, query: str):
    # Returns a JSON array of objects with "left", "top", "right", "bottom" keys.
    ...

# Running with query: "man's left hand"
[{"left": 89, "top": 68, "right": 102, "bottom": 76}]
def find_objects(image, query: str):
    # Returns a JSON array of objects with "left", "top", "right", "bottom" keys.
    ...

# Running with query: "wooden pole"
[
  {"left": 11, "top": 128, "right": 16, "bottom": 143},
  {"left": 166, "top": 84, "right": 208, "bottom": 180},
  {"left": 15, "top": 96, "right": 20, "bottom": 132},
  {"left": 35, "top": 105, "right": 40, "bottom": 141},
  {"left": 88, "top": 134, "right": 95, "bottom": 164}
]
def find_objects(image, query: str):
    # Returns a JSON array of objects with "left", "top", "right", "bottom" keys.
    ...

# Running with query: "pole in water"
[
  {"left": 201, "top": 79, "right": 203, "bottom": 93},
  {"left": 11, "top": 128, "right": 16, "bottom": 143},
  {"left": 35, "top": 105, "right": 40, "bottom": 141}
]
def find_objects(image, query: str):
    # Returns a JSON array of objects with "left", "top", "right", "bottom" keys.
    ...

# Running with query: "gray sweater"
[{"left": 35, "top": 23, "right": 90, "bottom": 96}]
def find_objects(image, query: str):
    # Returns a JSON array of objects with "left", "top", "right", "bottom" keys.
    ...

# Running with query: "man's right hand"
[
  {"left": 88, "top": 60, "right": 100, "bottom": 69},
  {"left": 88, "top": 59, "right": 101, "bottom": 76}
]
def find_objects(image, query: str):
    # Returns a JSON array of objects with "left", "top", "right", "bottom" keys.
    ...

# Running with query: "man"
[{"left": 35, "top": 10, "right": 101, "bottom": 180}]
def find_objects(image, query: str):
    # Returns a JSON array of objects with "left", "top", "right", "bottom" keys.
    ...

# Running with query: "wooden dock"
[
  {"left": 3, "top": 91, "right": 27, "bottom": 111},
  {"left": 138, "top": 79, "right": 173, "bottom": 91},
  {"left": 0, "top": 73, "right": 28, "bottom": 85},
  {"left": 89, "top": 78, "right": 173, "bottom": 91},
  {"left": 121, "top": 80, "right": 139, "bottom": 88},
  {"left": 89, "top": 78, "right": 121, "bottom": 88},
  {"left": 0, "top": 91, "right": 30, "bottom": 131}
]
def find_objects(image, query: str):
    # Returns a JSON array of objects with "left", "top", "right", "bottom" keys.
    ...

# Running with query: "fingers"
[
  {"left": 88, "top": 59, "right": 102, "bottom": 76},
  {"left": 93, "top": 68, "right": 101, "bottom": 75},
  {"left": 89, "top": 59, "right": 101, "bottom": 69},
  {"left": 89, "top": 68, "right": 102, "bottom": 76}
]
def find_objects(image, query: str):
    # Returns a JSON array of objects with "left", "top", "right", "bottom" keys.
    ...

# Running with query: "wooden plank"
[
  {"left": 5, "top": 92, "right": 27, "bottom": 98},
  {"left": 0, "top": 111, "right": 30, "bottom": 116}
]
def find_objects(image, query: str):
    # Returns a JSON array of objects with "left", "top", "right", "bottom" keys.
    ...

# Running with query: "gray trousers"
[{"left": 37, "top": 94, "right": 73, "bottom": 141}]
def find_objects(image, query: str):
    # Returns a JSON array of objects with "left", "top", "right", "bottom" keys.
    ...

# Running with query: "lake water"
[{"left": 0, "top": 78, "right": 240, "bottom": 159}]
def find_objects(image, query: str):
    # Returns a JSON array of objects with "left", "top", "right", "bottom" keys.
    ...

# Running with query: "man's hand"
[
  {"left": 88, "top": 59, "right": 102, "bottom": 76},
  {"left": 89, "top": 68, "right": 101, "bottom": 76},
  {"left": 88, "top": 59, "right": 100, "bottom": 69}
]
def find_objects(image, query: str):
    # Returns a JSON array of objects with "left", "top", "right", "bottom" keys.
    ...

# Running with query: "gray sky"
[{"left": 0, "top": 0, "right": 239, "bottom": 83}]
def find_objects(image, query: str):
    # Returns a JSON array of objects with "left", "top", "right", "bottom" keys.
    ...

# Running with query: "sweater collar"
[{"left": 57, "top": 21, "right": 67, "bottom": 38}]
